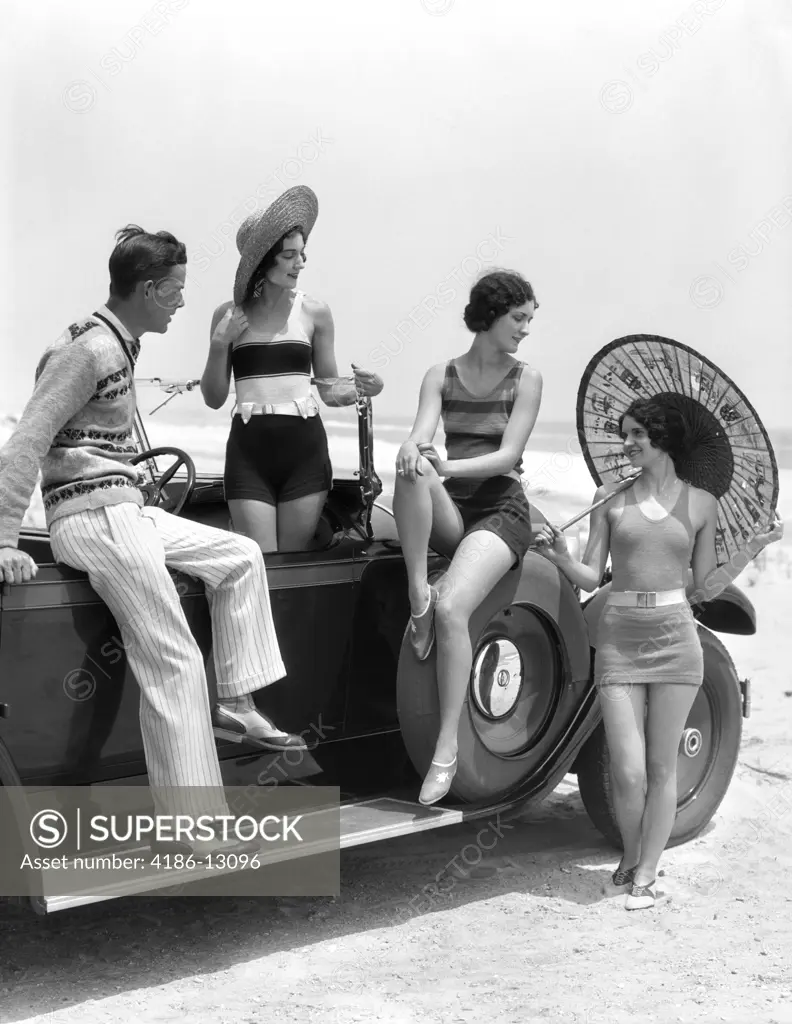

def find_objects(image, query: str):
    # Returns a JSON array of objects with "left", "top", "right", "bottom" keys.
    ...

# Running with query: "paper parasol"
[{"left": 576, "top": 334, "right": 779, "bottom": 566}]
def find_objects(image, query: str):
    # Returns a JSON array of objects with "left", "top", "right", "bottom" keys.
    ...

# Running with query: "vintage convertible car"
[{"left": 0, "top": 382, "right": 756, "bottom": 914}]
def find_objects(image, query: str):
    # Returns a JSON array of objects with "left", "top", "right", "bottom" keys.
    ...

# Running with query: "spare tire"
[{"left": 396, "top": 551, "right": 589, "bottom": 804}]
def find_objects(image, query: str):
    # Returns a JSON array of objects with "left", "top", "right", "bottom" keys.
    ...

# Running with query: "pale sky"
[{"left": 3, "top": 0, "right": 791, "bottom": 426}]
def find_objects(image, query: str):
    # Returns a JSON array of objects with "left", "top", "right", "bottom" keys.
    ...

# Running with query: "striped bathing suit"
[
  {"left": 442, "top": 359, "right": 525, "bottom": 475},
  {"left": 440, "top": 358, "right": 534, "bottom": 565},
  {"left": 596, "top": 482, "right": 704, "bottom": 687},
  {"left": 225, "top": 291, "right": 332, "bottom": 505}
]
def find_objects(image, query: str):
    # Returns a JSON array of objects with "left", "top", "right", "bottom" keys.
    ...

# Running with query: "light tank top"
[{"left": 610, "top": 482, "right": 696, "bottom": 592}]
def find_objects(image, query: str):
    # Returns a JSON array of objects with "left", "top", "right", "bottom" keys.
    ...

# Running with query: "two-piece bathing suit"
[
  {"left": 223, "top": 291, "right": 332, "bottom": 505},
  {"left": 595, "top": 481, "right": 704, "bottom": 688},
  {"left": 439, "top": 358, "right": 535, "bottom": 566}
]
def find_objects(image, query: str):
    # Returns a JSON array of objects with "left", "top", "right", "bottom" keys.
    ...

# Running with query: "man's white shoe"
[{"left": 211, "top": 702, "right": 309, "bottom": 752}]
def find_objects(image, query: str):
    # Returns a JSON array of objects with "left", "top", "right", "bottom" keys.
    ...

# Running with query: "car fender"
[
  {"left": 582, "top": 580, "right": 756, "bottom": 645},
  {"left": 690, "top": 583, "right": 756, "bottom": 636}
]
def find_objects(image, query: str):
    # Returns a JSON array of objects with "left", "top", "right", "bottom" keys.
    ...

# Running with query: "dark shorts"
[
  {"left": 223, "top": 413, "right": 333, "bottom": 506},
  {"left": 444, "top": 476, "right": 534, "bottom": 567}
]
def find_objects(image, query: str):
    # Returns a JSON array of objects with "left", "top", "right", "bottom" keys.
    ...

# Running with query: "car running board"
[{"left": 30, "top": 795, "right": 495, "bottom": 914}]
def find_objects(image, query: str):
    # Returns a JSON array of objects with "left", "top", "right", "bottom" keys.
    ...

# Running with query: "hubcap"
[
  {"left": 676, "top": 684, "right": 717, "bottom": 809},
  {"left": 471, "top": 638, "right": 523, "bottom": 720},
  {"left": 680, "top": 727, "right": 703, "bottom": 758},
  {"left": 467, "top": 607, "right": 560, "bottom": 759}
]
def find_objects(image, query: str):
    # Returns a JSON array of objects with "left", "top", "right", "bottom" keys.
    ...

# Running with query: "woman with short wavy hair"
[
  {"left": 393, "top": 269, "right": 543, "bottom": 806},
  {"left": 534, "top": 397, "right": 783, "bottom": 909}
]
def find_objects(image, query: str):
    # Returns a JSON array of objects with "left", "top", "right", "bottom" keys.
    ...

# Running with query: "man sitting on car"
[{"left": 0, "top": 225, "right": 306, "bottom": 853}]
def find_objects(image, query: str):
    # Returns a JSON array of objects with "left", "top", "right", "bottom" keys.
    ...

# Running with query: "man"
[{"left": 0, "top": 225, "right": 306, "bottom": 852}]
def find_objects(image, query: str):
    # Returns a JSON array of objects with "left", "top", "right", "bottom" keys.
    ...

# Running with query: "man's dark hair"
[
  {"left": 108, "top": 224, "right": 187, "bottom": 299},
  {"left": 619, "top": 398, "right": 690, "bottom": 462},
  {"left": 463, "top": 270, "right": 538, "bottom": 333}
]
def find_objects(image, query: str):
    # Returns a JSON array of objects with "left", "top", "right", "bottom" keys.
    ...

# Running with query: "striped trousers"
[{"left": 50, "top": 503, "right": 286, "bottom": 807}]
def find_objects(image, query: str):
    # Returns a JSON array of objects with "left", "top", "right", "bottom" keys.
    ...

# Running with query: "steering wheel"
[{"left": 130, "top": 447, "right": 196, "bottom": 516}]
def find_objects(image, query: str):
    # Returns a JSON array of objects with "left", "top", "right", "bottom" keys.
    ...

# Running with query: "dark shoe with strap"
[
  {"left": 612, "top": 864, "right": 638, "bottom": 887},
  {"left": 212, "top": 702, "right": 309, "bottom": 752}
]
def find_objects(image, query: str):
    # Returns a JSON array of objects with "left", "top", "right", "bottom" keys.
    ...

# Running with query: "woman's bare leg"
[
  {"left": 392, "top": 458, "right": 464, "bottom": 612},
  {"left": 598, "top": 683, "right": 648, "bottom": 875},
  {"left": 637, "top": 683, "right": 700, "bottom": 885},
  {"left": 431, "top": 530, "right": 514, "bottom": 765},
  {"left": 228, "top": 499, "right": 278, "bottom": 553},
  {"left": 277, "top": 491, "right": 329, "bottom": 552}
]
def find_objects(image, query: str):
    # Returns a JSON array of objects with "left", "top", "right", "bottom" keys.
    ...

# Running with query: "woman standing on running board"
[
  {"left": 393, "top": 269, "right": 542, "bottom": 807},
  {"left": 533, "top": 398, "right": 783, "bottom": 910},
  {"left": 201, "top": 186, "right": 383, "bottom": 553}
]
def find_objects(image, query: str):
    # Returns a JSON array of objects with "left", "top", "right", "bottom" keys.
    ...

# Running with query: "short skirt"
[
  {"left": 444, "top": 476, "right": 534, "bottom": 567},
  {"left": 594, "top": 599, "right": 704, "bottom": 688}
]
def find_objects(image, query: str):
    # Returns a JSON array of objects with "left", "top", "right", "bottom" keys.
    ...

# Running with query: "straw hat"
[{"left": 233, "top": 185, "right": 319, "bottom": 305}]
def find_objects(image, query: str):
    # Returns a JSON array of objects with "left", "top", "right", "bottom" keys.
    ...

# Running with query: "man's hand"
[
  {"left": 0, "top": 547, "right": 38, "bottom": 584},
  {"left": 211, "top": 305, "right": 248, "bottom": 347}
]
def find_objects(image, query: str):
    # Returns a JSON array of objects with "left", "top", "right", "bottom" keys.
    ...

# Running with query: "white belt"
[
  {"left": 235, "top": 397, "right": 319, "bottom": 422},
  {"left": 607, "top": 588, "right": 687, "bottom": 608}
]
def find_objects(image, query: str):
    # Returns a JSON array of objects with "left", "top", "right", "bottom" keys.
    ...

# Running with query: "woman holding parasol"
[{"left": 534, "top": 338, "right": 783, "bottom": 911}]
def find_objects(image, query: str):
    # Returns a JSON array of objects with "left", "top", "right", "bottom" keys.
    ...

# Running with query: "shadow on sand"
[{"left": 0, "top": 784, "right": 623, "bottom": 1020}]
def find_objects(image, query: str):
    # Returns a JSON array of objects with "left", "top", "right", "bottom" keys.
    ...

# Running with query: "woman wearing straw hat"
[
  {"left": 200, "top": 186, "right": 383, "bottom": 552},
  {"left": 533, "top": 398, "right": 783, "bottom": 910}
]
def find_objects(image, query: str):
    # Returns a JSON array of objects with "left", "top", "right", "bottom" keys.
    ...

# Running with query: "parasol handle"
[{"left": 558, "top": 472, "right": 641, "bottom": 532}]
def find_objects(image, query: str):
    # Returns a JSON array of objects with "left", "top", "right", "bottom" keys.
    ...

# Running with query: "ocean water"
[
  {"left": 133, "top": 391, "right": 792, "bottom": 489},
  {"left": 3, "top": 395, "right": 791, "bottom": 537}
]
